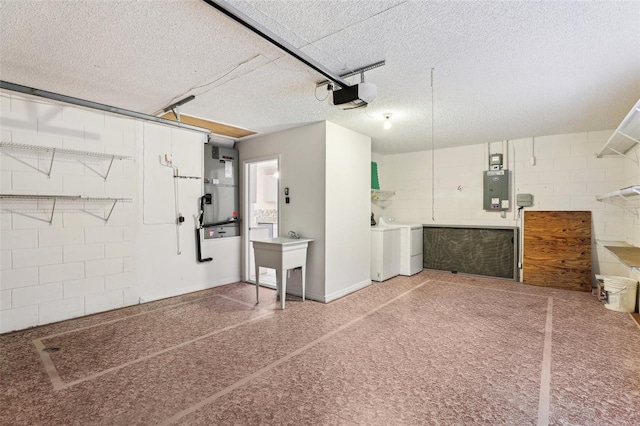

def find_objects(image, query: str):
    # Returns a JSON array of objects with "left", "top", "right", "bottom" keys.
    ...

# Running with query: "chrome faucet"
[{"left": 288, "top": 230, "right": 300, "bottom": 239}]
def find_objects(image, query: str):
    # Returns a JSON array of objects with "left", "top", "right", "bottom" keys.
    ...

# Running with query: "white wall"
[
  {"left": 620, "top": 147, "right": 640, "bottom": 285},
  {"left": 375, "top": 130, "right": 638, "bottom": 281},
  {"left": 324, "top": 122, "right": 371, "bottom": 301},
  {"left": 135, "top": 123, "right": 241, "bottom": 302},
  {"left": 1, "top": 92, "right": 138, "bottom": 332},
  {"left": 237, "top": 121, "right": 372, "bottom": 303},
  {"left": 0, "top": 92, "right": 240, "bottom": 333},
  {"left": 238, "top": 122, "right": 327, "bottom": 300}
]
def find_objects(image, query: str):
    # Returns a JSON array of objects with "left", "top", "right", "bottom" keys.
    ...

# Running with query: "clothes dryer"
[{"left": 377, "top": 217, "right": 423, "bottom": 276}]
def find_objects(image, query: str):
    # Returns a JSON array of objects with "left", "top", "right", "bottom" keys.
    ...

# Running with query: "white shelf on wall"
[
  {"left": 597, "top": 241, "right": 640, "bottom": 274},
  {"left": 0, "top": 193, "right": 133, "bottom": 224},
  {"left": 0, "top": 142, "right": 132, "bottom": 179},
  {"left": 596, "top": 98, "right": 640, "bottom": 163},
  {"left": 595, "top": 185, "right": 640, "bottom": 217},
  {"left": 371, "top": 190, "right": 395, "bottom": 209}
]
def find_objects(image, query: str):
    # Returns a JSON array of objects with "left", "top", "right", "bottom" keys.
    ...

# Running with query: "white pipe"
[
  {"left": 160, "top": 154, "right": 182, "bottom": 255},
  {"left": 485, "top": 142, "right": 489, "bottom": 169},
  {"left": 174, "top": 173, "right": 181, "bottom": 255},
  {"left": 503, "top": 140, "right": 509, "bottom": 170}
]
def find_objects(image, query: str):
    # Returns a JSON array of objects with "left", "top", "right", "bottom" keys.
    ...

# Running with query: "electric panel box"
[
  {"left": 483, "top": 170, "right": 510, "bottom": 211},
  {"left": 517, "top": 193, "right": 533, "bottom": 207}
]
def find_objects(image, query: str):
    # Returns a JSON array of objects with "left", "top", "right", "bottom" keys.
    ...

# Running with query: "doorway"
[{"left": 243, "top": 156, "right": 279, "bottom": 286}]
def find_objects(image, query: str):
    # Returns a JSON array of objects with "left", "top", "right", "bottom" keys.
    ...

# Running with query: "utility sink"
[
  {"left": 252, "top": 236, "right": 314, "bottom": 309},
  {"left": 253, "top": 237, "right": 313, "bottom": 245}
]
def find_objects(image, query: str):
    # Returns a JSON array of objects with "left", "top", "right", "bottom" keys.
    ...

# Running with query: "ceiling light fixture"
[{"left": 383, "top": 113, "right": 392, "bottom": 130}]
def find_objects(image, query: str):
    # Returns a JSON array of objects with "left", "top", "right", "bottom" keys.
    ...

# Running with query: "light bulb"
[{"left": 383, "top": 113, "right": 392, "bottom": 130}]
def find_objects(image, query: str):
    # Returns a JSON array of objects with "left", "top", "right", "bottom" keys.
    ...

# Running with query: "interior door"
[{"left": 243, "top": 157, "right": 279, "bottom": 285}]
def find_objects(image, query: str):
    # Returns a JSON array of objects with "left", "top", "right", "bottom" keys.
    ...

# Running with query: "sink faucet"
[{"left": 288, "top": 231, "right": 300, "bottom": 239}]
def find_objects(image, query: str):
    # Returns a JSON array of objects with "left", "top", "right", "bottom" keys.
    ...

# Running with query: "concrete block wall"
[
  {"left": 0, "top": 92, "right": 137, "bottom": 333},
  {"left": 620, "top": 147, "right": 640, "bottom": 285},
  {"left": 1, "top": 92, "right": 243, "bottom": 333},
  {"left": 621, "top": 149, "right": 640, "bottom": 247},
  {"left": 375, "top": 130, "right": 638, "bottom": 280}
]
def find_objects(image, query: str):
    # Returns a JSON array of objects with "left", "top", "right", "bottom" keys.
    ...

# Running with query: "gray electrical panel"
[
  {"left": 483, "top": 170, "right": 510, "bottom": 211},
  {"left": 516, "top": 193, "right": 533, "bottom": 207}
]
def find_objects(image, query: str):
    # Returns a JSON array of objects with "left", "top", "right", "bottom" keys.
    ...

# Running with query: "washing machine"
[
  {"left": 371, "top": 227, "right": 401, "bottom": 282},
  {"left": 377, "top": 217, "right": 423, "bottom": 276}
]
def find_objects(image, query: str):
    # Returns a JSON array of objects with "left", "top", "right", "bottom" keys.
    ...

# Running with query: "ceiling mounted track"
[
  {"left": 163, "top": 95, "right": 196, "bottom": 122},
  {"left": 0, "top": 80, "right": 210, "bottom": 134},
  {"left": 315, "top": 61, "right": 386, "bottom": 88},
  {"left": 202, "top": 0, "right": 352, "bottom": 89}
]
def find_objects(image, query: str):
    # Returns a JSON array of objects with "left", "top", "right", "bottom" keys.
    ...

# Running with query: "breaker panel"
[{"left": 483, "top": 170, "right": 510, "bottom": 211}]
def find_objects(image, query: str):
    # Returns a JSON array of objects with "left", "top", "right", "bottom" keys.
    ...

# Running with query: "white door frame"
[{"left": 241, "top": 154, "right": 280, "bottom": 283}]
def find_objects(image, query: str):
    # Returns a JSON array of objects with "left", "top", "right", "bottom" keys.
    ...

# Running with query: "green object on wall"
[{"left": 371, "top": 162, "right": 380, "bottom": 190}]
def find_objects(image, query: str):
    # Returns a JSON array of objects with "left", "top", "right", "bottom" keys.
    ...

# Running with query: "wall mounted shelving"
[
  {"left": 595, "top": 185, "right": 640, "bottom": 217},
  {"left": 596, "top": 99, "right": 640, "bottom": 163},
  {"left": 596, "top": 241, "right": 640, "bottom": 274},
  {"left": 371, "top": 189, "right": 395, "bottom": 209},
  {"left": 0, "top": 194, "right": 132, "bottom": 224},
  {"left": 0, "top": 142, "right": 132, "bottom": 179}
]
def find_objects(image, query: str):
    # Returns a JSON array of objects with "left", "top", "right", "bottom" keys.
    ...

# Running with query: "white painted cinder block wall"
[
  {"left": 621, "top": 147, "right": 640, "bottom": 285},
  {"left": 374, "top": 130, "right": 639, "bottom": 282},
  {"left": 0, "top": 92, "right": 240, "bottom": 333}
]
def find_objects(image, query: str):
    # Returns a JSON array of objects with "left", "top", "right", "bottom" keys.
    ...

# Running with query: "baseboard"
[
  {"left": 282, "top": 279, "right": 372, "bottom": 304},
  {"left": 324, "top": 279, "right": 372, "bottom": 303}
]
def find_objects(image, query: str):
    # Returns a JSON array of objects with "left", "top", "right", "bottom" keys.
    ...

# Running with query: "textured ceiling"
[{"left": 1, "top": 0, "right": 639, "bottom": 154}]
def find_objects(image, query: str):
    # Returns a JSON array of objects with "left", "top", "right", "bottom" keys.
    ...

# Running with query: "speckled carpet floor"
[{"left": 1, "top": 270, "right": 639, "bottom": 425}]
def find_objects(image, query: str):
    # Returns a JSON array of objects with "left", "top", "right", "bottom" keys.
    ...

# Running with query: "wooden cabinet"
[{"left": 523, "top": 211, "right": 591, "bottom": 291}]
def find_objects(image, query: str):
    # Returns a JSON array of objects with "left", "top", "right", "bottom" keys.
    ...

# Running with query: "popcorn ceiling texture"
[
  {"left": 0, "top": 1, "right": 639, "bottom": 154},
  {"left": 1, "top": 272, "right": 638, "bottom": 425}
]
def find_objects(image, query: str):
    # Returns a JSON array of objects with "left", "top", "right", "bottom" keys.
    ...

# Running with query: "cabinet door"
[{"left": 523, "top": 211, "right": 591, "bottom": 291}]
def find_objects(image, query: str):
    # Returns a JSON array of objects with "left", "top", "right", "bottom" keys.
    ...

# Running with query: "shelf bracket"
[
  {"left": 104, "top": 199, "right": 119, "bottom": 223},
  {"left": 47, "top": 149, "right": 56, "bottom": 178},
  {"left": 49, "top": 197, "right": 56, "bottom": 225},
  {"left": 104, "top": 155, "right": 115, "bottom": 180},
  {"left": 618, "top": 130, "right": 640, "bottom": 145}
]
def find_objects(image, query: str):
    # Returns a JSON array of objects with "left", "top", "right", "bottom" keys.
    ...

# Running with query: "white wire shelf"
[
  {"left": 596, "top": 99, "right": 640, "bottom": 163},
  {"left": 0, "top": 193, "right": 133, "bottom": 224},
  {"left": 0, "top": 141, "right": 132, "bottom": 179},
  {"left": 371, "top": 190, "right": 395, "bottom": 209},
  {"left": 371, "top": 189, "right": 395, "bottom": 200},
  {"left": 595, "top": 185, "right": 640, "bottom": 217}
]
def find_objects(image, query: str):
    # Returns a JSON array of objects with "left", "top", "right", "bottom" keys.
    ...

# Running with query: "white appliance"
[
  {"left": 378, "top": 217, "right": 423, "bottom": 276},
  {"left": 371, "top": 227, "right": 400, "bottom": 282}
]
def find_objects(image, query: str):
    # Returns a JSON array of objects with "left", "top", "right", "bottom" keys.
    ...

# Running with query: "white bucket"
[{"left": 598, "top": 275, "right": 639, "bottom": 313}]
